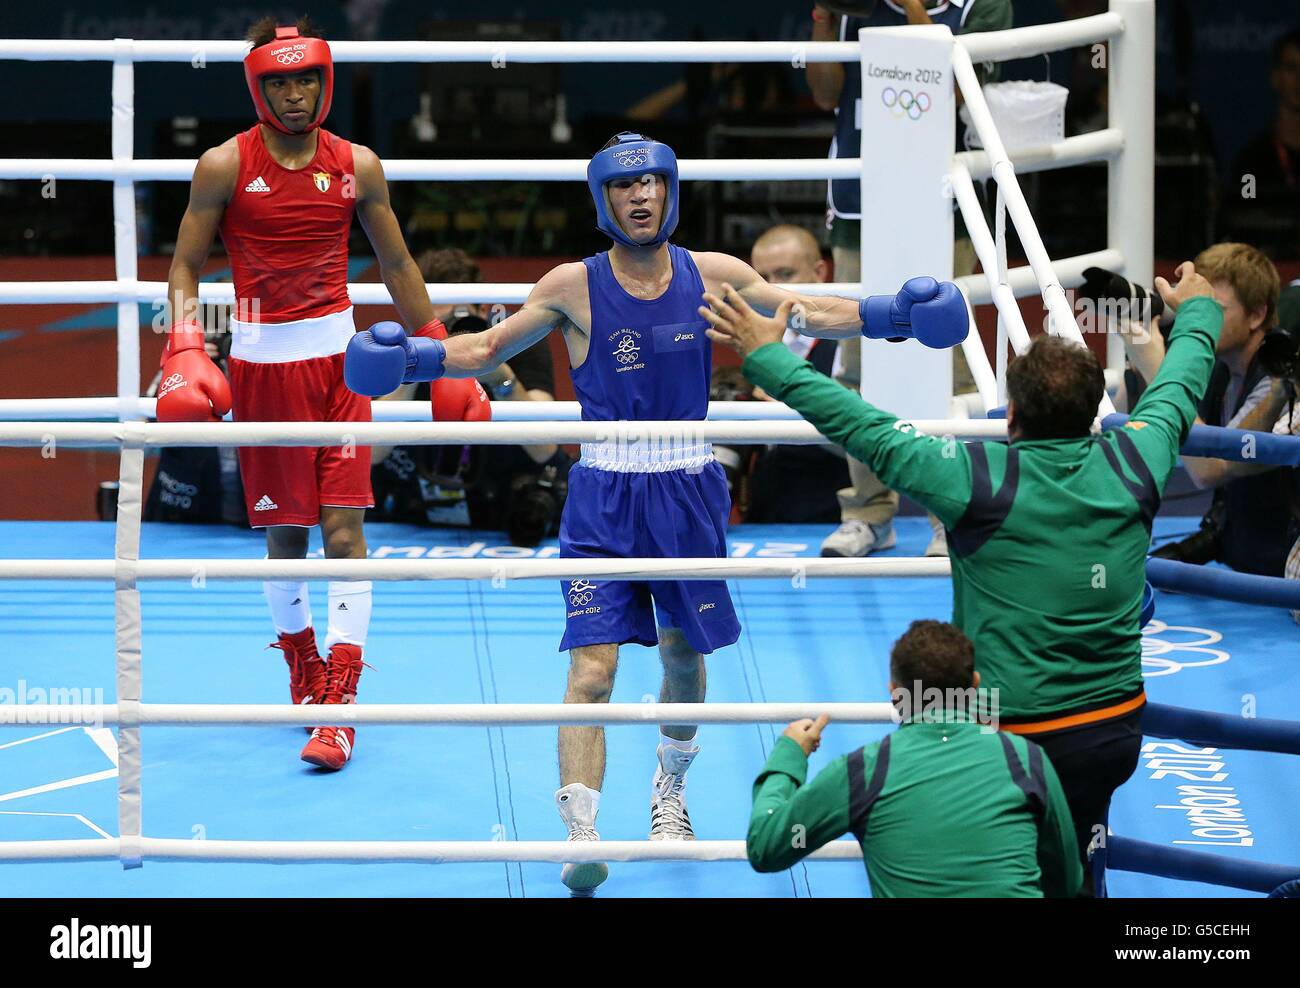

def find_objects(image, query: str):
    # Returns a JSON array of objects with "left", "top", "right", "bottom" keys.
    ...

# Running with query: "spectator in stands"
[
  {"left": 748, "top": 620, "right": 1081, "bottom": 898},
  {"left": 1125, "top": 244, "right": 1300, "bottom": 578},
  {"left": 745, "top": 225, "right": 850, "bottom": 523},
  {"left": 805, "top": 0, "right": 1010, "bottom": 558},
  {"left": 372, "top": 249, "right": 570, "bottom": 545},
  {"left": 1220, "top": 27, "right": 1300, "bottom": 260}
]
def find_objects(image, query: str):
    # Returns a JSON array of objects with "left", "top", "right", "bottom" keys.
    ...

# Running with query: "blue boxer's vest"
[
  {"left": 575, "top": 245, "right": 710, "bottom": 423},
  {"left": 557, "top": 244, "right": 740, "bottom": 655}
]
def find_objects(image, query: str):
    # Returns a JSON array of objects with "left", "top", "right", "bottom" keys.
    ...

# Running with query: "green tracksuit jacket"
[
  {"left": 748, "top": 722, "right": 1081, "bottom": 897},
  {"left": 742, "top": 297, "right": 1223, "bottom": 723}
]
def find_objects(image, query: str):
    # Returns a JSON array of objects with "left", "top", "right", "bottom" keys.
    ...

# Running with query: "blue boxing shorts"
[{"left": 558, "top": 459, "right": 740, "bottom": 655}]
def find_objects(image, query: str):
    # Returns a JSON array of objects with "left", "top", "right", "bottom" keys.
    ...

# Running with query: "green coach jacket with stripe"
[
  {"left": 742, "top": 296, "right": 1223, "bottom": 725},
  {"left": 748, "top": 722, "right": 1081, "bottom": 897}
]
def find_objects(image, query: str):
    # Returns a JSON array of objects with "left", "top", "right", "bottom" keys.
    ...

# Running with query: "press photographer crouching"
[
  {"left": 371, "top": 249, "right": 570, "bottom": 546},
  {"left": 1084, "top": 245, "right": 1300, "bottom": 578}
]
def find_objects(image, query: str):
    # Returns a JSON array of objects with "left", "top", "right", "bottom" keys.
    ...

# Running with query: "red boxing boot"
[
  {"left": 268, "top": 629, "right": 327, "bottom": 732},
  {"left": 300, "top": 644, "right": 365, "bottom": 771}
]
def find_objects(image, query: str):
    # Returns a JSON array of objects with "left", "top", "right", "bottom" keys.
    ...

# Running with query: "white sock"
[
  {"left": 324, "top": 580, "right": 372, "bottom": 648},
  {"left": 661, "top": 733, "right": 698, "bottom": 752},
  {"left": 264, "top": 581, "right": 312, "bottom": 635}
]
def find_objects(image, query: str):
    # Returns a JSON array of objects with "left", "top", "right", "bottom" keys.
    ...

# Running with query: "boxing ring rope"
[{"left": 1, "top": 702, "right": 899, "bottom": 728}]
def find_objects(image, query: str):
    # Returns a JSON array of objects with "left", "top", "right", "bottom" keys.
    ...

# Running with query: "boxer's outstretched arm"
[
  {"left": 439, "top": 263, "right": 578, "bottom": 378},
  {"left": 694, "top": 251, "right": 861, "bottom": 338}
]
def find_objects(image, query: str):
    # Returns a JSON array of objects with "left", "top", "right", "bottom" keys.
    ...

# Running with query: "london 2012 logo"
[
  {"left": 614, "top": 148, "right": 649, "bottom": 168},
  {"left": 274, "top": 46, "right": 308, "bottom": 65},
  {"left": 881, "top": 87, "right": 931, "bottom": 121}
]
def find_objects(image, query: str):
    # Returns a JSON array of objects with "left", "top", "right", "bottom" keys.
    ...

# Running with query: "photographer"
[
  {"left": 371, "top": 249, "right": 569, "bottom": 546},
  {"left": 1096, "top": 244, "right": 1300, "bottom": 578}
]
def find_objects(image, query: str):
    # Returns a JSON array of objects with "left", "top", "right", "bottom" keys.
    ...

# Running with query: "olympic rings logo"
[
  {"left": 881, "top": 87, "right": 931, "bottom": 121},
  {"left": 614, "top": 149, "right": 649, "bottom": 168},
  {"left": 275, "top": 49, "right": 306, "bottom": 65},
  {"left": 568, "top": 579, "right": 596, "bottom": 606},
  {"left": 1140, "top": 620, "right": 1230, "bottom": 677},
  {"left": 157, "top": 373, "right": 186, "bottom": 399}
]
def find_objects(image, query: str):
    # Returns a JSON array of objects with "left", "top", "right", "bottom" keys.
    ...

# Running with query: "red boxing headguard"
[{"left": 243, "top": 26, "right": 334, "bottom": 135}]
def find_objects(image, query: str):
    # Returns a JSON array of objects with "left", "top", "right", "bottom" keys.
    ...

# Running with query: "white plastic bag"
[{"left": 960, "top": 80, "right": 1069, "bottom": 151}]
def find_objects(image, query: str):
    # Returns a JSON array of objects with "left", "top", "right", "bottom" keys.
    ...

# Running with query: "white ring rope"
[
  {"left": 0, "top": 701, "right": 899, "bottom": 728},
  {"left": 0, "top": 399, "right": 812, "bottom": 422},
  {"left": 0, "top": 419, "right": 1009, "bottom": 447},
  {"left": 0, "top": 838, "right": 866, "bottom": 865},
  {"left": 0, "top": 556, "right": 952, "bottom": 582},
  {"left": 0, "top": 250, "right": 1124, "bottom": 307}
]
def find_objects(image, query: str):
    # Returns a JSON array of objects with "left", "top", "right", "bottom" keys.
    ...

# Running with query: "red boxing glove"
[
  {"left": 414, "top": 319, "right": 448, "bottom": 341},
  {"left": 430, "top": 376, "right": 491, "bottom": 423},
  {"left": 156, "top": 320, "right": 232, "bottom": 423}
]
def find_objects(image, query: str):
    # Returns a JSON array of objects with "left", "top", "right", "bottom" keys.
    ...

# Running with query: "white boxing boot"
[
  {"left": 556, "top": 783, "right": 608, "bottom": 897},
  {"left": 649, "top": 742, "right": 698, "bottom": 841}
]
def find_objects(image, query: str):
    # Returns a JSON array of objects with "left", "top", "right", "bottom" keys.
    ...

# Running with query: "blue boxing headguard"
[{"left": 586, "top": 132, "right": 680, "bottom": 248}]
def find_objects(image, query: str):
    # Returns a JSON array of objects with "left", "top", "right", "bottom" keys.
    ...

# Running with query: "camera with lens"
[
  {"left": 1259, "top": 325, "right": 1300, "bottom": 382},
  {"left": 504, "top": 458, "right": 569, "bottom": 548}
]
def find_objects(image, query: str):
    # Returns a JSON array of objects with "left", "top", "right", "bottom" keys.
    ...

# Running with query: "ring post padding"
[{"left": 114, "top": 425, "right": 146, "bottom": 869}]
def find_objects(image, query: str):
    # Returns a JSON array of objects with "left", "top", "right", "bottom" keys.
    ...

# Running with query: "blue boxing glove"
[
  {"left": 859, "top": 276, "right": 969, "bottom": 349},
  {"left": 344, "top": 321, "right": 447, "bottom": 397}
]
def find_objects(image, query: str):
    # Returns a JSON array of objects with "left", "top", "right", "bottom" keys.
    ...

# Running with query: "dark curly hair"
[
  {"left": 1006, "top": 335, "right": 1105, "bottom": 440},
  {"left": 889, "top": 619, "right": 975, "bottom": 693},
  {"left": 246, "top": 15, "right": 325, "bottom": 48}
]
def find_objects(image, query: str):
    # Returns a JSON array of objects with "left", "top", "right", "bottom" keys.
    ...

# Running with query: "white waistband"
[
  {"left": 579, "top": 439, "right": 715, "bottom": 473},
  {"left": 229, "top": 307, "right": 355, "bottom": 363}
]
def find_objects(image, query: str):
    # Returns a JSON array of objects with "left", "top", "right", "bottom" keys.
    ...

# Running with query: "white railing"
[
  {"left": 0, "top": 418, "right": 1007, "bottom": 448},
  {"left": 0, "top": 701, "right": 899, "bottom": 728},
  {"left": 945, "top": 0, "right": 1153, "bottom": 402},
  {"left": 0, "top": 555, "right": 952, "bottom": 582},
  {"left": 0, "top": 838, "right": 866, "bottom": 865}
]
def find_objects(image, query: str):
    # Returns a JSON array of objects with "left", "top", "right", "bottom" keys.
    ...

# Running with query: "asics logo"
[
  {"left": 674, "top": 333, "right": 694, "bottom": 343},
  {"left": 274, "top": 48, "right": 307, "bottom": 65},
  {"left": 698, "top": 602, "right": 715, "bottom": 613},
  {"left": 614, "top": 149, "right": 649, "bottom": 167},
  {"left": 157, "top": 373, "right": 186, "bottom": 399},
  {"left": 613, "top": 334, "right": 640, "bottom": 364}
]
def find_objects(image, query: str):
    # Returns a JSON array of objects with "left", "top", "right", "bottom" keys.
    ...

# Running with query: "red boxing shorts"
[{"left": 228, "top": 308, "right": 372, "bottom": 528}]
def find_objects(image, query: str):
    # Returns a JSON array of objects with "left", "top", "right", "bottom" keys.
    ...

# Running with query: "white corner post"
[
  {"left": 112, "top": 39, "right": 141, "bottom": 422},
  {"left": 856, "top": 25, "right": 955, "bottom": 420},
  {"left": 1107, "top": 0, "right": 1155, "bottom": 371}
]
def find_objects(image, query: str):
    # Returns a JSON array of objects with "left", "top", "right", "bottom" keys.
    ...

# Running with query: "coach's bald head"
[{"left": 750, "top": 225, "right": 828, "bottom": 287}]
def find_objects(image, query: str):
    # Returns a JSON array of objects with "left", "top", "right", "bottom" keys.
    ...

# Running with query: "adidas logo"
[
  {"left": 337, "top": 602, "right": 348, "bottom": 611},
  {"left": 253, "top": 494, "right": 278, "bottom": 511},
  {"left": 244, "top": 175, "right": 271, "bottom": 193}
]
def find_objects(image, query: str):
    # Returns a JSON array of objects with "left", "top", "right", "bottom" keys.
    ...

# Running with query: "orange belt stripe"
[{"left": 1000, "top": 692, "right": 1147, "bottom": 736}]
